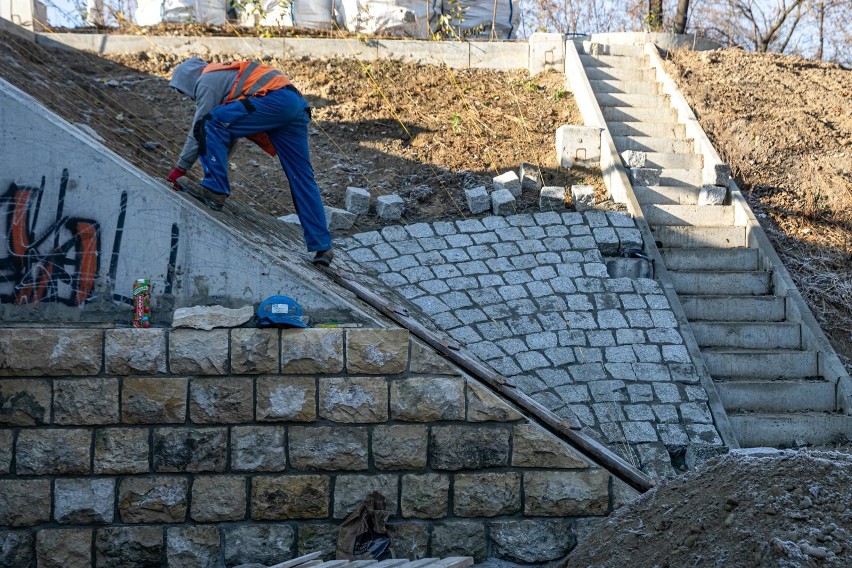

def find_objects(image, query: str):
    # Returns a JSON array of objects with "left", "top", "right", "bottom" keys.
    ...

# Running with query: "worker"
[{"left": 166, "top": 57, "right": 334, "bottom": 267}]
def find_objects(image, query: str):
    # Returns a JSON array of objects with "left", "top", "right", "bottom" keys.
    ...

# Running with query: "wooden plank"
[
  {"left": 318, "top": 264, "right": 656, "bottom": 494},
  {"left": 268, "top": 552, "right": 323, "bottom": 568},
  {"left": 312, "top": 561, "right": 351, "bottom": 568},
  {"left": 345, "top": 561, "right": 378, "bottom": 568},
  {"left": 297, "top": 561, "right": 325, "bottom": 568},
  {"left": 371, "top": 561, "right": 410, "bottom": 568},
  {"left": 423, "top": 557, "right": 474, "bottom": 568},
  {"left": 396, "top": 559, "right": 439, "bottom": 568}
]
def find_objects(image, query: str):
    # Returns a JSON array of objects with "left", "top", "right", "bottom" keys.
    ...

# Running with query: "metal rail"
[{"left": 318, "top": 265, "right": 656, "bottom": 493}]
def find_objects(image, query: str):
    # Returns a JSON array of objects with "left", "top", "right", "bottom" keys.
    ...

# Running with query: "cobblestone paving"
[{"left": 335, "top": 210, "right": 723, "bottom": 471}]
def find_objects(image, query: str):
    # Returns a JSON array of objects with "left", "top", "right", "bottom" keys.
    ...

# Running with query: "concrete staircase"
[{"left": 577, "top": 41, "right": 852, "bottom": 448}]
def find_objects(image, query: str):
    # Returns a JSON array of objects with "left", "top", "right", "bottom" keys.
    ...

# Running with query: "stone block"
[
  {"left": 0, "top": 430, "right": 11, "bottom": 474},
  {"left": 325, "top": 205, "right": 357, "bottom": 230},
  {"left": 523, "top": 470, "right": 610, "bottom": 515},
  {"left": 432, "top": 521, "right": 487, "bottom": 564},
  {"left": 0, "top": 329, "right": 102, "bottom": 376},
  {"left": 489, "top": 519, "right": 575, "bottom": 563},
  {"left": 16, "top": 429, "right": 90, "bottom": 475},
  {"left": 167, "top": 525, "right": 219, "bottom": 568},
  {"left": 493, "top": 171, "right": 522, "bottom": 197},
  {"left": 401, "top": 473, "right": 449, "bottom": 518},
  {"left": 95, "top": 526, "right": 163, "bottom": 567},
  {"left": 539, "top": 186, "right": 566, "bottom": 211},
  {"left": 376, "top": 194, "right": 405, "bottom": 220},
  {"left": 556, "top": 125, "right": 602, "bottom": 167},
  {"left": 571, "top": 184, "right": 595, "bottom": 211},
  {"left": 593, "top": 227, "right": 620, "bottom": 256},
  {"left": 118, "top": 476, "right": 188, "bottom": 523},
  {"left": 224, "top": 525, "right": 295, "bottom": 567},
  {"left": 231, "top": 425, "right": 287, "bottom": 472},
  {"left": 54, "top": 378, "right": 119, "bottom": 425},
  {"left": 320, "top": 376, "right": 388, "bottom": 423},
  {"left": 621, "top": 149, "right": 646, "bottom": 168},
  {"left": 430, "top": 425, "right": 511, "bottom": 470},
  {"left": 409, "top": 339, "right": 458, "bottom": 375},
  {"left": 685, "top": 444, "right": 729, "bottom": 470},
  {"left": 256, "top": 376, "right": 316, "bottom": 422},
  {"left": 0, "top": 480, "right": 51, "bottom": 526},
  {"left": 0, "top": 379, "right": 50, "bottom": 425},
  {"left": 172, "top": 305, "right": 253, "bottom": 330},
  {"left": 373, "top": 424, "right": 428, "bottom": 470},
  {"left": 252, "top": 475, "right": 330, "bottom": 519},
  {"left": 454, "top": 472, "right": 521, "bottom": 517},
  {"left": 122, "top": 377, "right": 188, "bottom": 424},
  {"left": 281, "top": 328, "right": 344, "bottom": 374},
  {"left": 464, "top": 186, "right": 490, "bottom": 214},
  {"left": 189, "top": 377, "right": 253, "bottom": 424},
  {"left": 387, "top": 522, "right": 429, "bottom": 560},
  {"left": 153, "top": 427, "right": 227, "bottom": 473},
  {"left": 390, "top": 376, "right": 465, "bottom": 421},
  {"left": 289, "top": 427, "right": 368, "bottom": 470},
  {"left": 519, "top": 162, "right": 543, "bottom": 192},
  {"left": 168, "top": 329, "right": 228, "bottom": 375},
  {"left": 346, "top": 328, "right": 409, "bottom": 374},
  {"left": 630, "top": 167, "right": 661, "bottom": 186},
  {"left": 105, "top": 328, "right": 167, "bottom": 374},
  {"left": 55, "top": 478, "right": 115, "bottom": 524},
  {"left": 512, "top": 423, "right": 590, "bottom": 468},
  {"left": 345, "top": 186, "right": 371, "bottom": 214},
  {"left": 698, "top": 184, "right": 727, "bottom": 205},
  {"left": 191, "top": 475, "right": 246, "bottom": 522},
  {"left": 333, "top": 474, "right": 398, "bottom": 519},
  {"left": 94, "top": 427, "right": 150, "bottom": 474},
  {"left": 231, "top": 328, "right": 279, "bottom": 374},
  {"left": 0, "top": 531, "right": 34, "bottom": 567},
  {"left": 709, "top": 162, "right": 732, "bottom": 186},
  {"left": 36, "top": 529, "right": 91, "bottom": 568},
  {"left": 467, "top": 382, "right": 524, "bottom": 422},
  {"left": 297, "top": 527, "right": 339, "bottom": 559},
  {"left": 278, "top": 213, "right": 301, "bottom": 226},
  {"left": 491, "top": 188, "right": 516, "bottom": 215}
]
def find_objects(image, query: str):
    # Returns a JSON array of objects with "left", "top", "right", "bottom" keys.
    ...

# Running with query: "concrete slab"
[
  {"left": 728, "top": 411, "right": 852, "bottom": 447},
  {"left": 644, "top": 205, "right": 734, "bottom": 227},
  {"left": 579, "top": 54, "right": 648, "bottom": 69},
  {"left": 613, "top": 136, "right": 694, "bottom": 154},
  {"left": 595, "top": 93, "right": 670, "bottom": 108},
  {"left": 703, "top": 349, "right": 818, "bottom": 379},
  {"left": 469, "top": 41, "right": 528, "bottom": 70},
  {"left": 284, "top": 38, "right": 378, "bottom": 61},
  {"left": 584, "top": 66, "right": 654, "bottom": 82},
  {"left": 642, "top": 153, "right": 703, "bottom": 171},
  {"left": 660, "top": 248, "right": 759, "bottom": 271},
  {"left": 651, "top": 225, "right": 747, "bottom": 248},
  {"left": 602, "top": 106, "right": 677, "bottom": 123},
  {"left": 377, "top": 40, "right": 469, "bottom": 67},
  {"left": 658, "top": 169, "right": 703, "bottom": 188},
  {"left": 680, "top": 295, "right": 786, "bottom": 322},
  {"left": 717, "top": 379, "right": 835, "bottom": 412},
  {"left": 633, "top": 185, "right": 700, "bottom": 205},
  {"left": 608, "top": 121, "right": 686, "bottom": 139},
  {"left": 588, "top": 79, "right": 660, "bottom": 95},
  {"left": 669, "top": 270, "right": 771, "bottom": 295},
  {"left": 691, "top": 322, "right": 801, "bottom": 350}
]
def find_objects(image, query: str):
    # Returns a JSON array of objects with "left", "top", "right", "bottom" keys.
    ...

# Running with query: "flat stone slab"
[
  {"left": 491, "top": 189, "right": 516, "bottom": 215},
  {"left": 493, "top": 171, "right": 522, "bottom": 197},
  {"left": 377, "top": 194, "right": 405, "bottom": 221},
  {"left": 172, "top": 305, "right": 254, "bottom": 330}
]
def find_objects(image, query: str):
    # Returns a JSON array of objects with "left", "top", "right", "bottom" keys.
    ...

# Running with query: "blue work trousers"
[{"left": 198, "top": 88, "right": 331, "bottom": 252}]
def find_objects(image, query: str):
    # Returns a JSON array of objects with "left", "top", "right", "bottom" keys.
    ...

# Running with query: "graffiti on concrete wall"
[{"left": 0, "top": 169, "right": 125, "bottom": 306}]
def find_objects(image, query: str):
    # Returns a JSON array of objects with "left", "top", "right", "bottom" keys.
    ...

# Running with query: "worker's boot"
[{"left": 176, "top": 177, "right": 228, "bottom": 211}]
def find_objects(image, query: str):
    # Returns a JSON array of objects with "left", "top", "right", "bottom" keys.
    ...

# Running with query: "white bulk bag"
[{"left": 335, "top": 0, "right": 436, "bottom": 37}]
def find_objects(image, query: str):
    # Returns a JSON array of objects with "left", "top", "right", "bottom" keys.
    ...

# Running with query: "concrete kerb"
[{"left": 565, "top": 37, "right": 739, "bottom": 449}]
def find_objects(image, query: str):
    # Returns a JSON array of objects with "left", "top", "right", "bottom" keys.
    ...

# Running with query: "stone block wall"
[{"left": 0, "top": 326, "right": 619, "bottom": 567}]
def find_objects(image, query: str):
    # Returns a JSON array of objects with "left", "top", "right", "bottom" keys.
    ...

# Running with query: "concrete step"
[
  {"left": 595, "top": 92, "right": 670, "bottom": 108},
  {"left": 634, "top": 184, "right": 700, "bottom": 205},
  {"left": 608, "top": 121, "right": 686, "bottom": 139},
  {"left": 652, "top": 225, "right": 747, "bottom": 248},
  {"left": 580, "top": 54, "right": 649, "bottom": 69},
  {"left": 579, "top": 41, "right": 647, "bottom": 57},
  {"left": 681, "top": 295, "right": 787, "bottom": 322},
  {"left": 703, "top": 348, "right": 819, "bottom": 379},
  {"left": 717, "top": 378, "right": 836, "bottom": 412},
  {"left": 603, "top": 106, "right": 677, "bottom": 123},
  {"left": 661, "top": 247, "right": 759, "bottom": 271},
  {"left": 658, "top": 168, "right": 703, "bottom": 188},
  {"left": 692, "top": 322, "right": 802, "bottom": 349},
  {"left": 728, "top": 411, "right": 852, "bottom": 447},
  {"left": 644, "top": 205, "right": 734, "bottom": 227},
  {"left": 584, "top": 66, "right": 655, "bottom": 82},
  {"left": 643, "top": 152, "right": 703, "bottom": 170},
  {"left": 670, "top": 270, "right": 770, "bottom": 295},
  {"left": 589, "top": 79, "right": 660, "bottom": 95},
  {"left": 614, "top": 136, "right": 694, "bottom": 154}
]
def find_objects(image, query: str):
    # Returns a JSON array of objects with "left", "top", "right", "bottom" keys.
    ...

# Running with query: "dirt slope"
[
  {"left": 0, "top": 30, "right": 602, "bottom": 235},
  {"left": 663, "top": 48, "right": 852, "bottom": 370}
]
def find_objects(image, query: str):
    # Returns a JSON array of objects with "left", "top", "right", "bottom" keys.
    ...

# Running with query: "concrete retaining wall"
[{"left": 0, "top": 325, "right": 624, "bottom": 566}]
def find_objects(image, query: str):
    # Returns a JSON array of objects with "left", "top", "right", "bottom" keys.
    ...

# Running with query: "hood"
[{"left": 168, "top": 57, "right": 208, "bottom": 98}]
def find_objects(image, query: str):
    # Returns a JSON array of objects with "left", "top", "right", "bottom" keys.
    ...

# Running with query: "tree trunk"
[
  {"left": 817, "top": 1, "right": 825, "bottom": 60},
  {"left": 649, "top": 0, "right": 663, "bottom": 31},
  {"left": 673, "top": 0, "right": 690, "bottom": 34}
]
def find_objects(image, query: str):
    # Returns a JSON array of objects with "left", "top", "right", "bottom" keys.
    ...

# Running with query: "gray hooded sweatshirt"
[{"left": 169, "top": 57, "right": 239, "bottom": 171}]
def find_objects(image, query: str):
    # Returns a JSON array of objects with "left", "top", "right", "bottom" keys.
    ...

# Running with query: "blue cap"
[{"left": 256, "top": 295, "right": 309, "bottom": 328}]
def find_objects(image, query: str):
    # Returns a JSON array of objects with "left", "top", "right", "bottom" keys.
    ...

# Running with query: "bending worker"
[{"left": 167, "top": 57, "right": 333, "bottom": 267}]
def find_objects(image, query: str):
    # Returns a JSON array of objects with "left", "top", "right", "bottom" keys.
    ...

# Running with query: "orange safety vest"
[{"left": 202, "top": 61, "right": 295, "bottom": 156}]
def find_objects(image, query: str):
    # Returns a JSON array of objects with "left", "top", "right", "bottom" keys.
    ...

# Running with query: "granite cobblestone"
[{"left": 338, "top": 213, "right": 722, "bottom": 456}]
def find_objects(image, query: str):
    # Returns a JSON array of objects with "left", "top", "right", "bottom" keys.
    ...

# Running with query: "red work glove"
[{"left": 167, "top": 167, "right": 186, "bottom": 190}]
